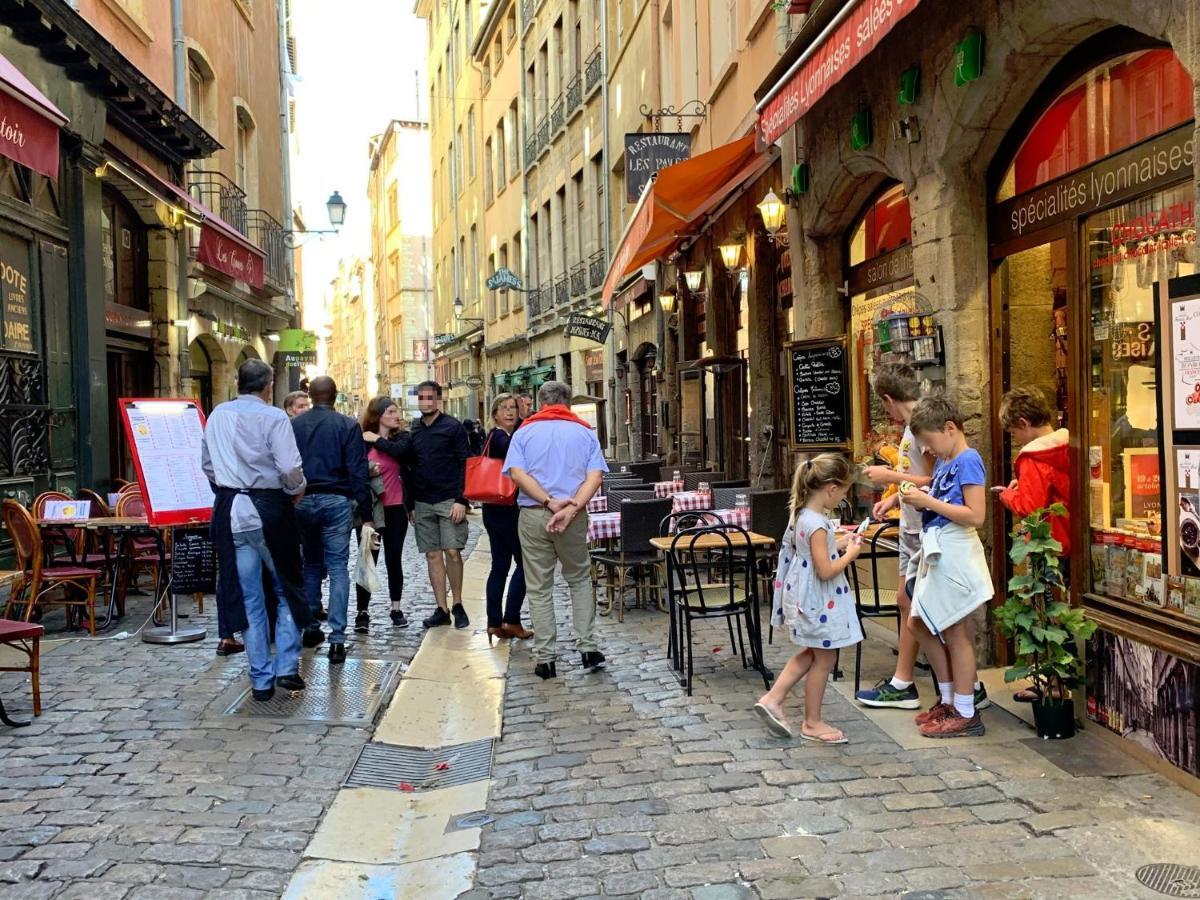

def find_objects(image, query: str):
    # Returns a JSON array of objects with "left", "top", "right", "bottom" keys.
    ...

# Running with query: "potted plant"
[{"left": 994, "top": 504, "right": 1097, "bottom": 739}]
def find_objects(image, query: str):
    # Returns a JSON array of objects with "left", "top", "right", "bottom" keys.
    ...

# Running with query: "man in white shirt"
[{"left": 202, "top": 360, "right": 310, "bottom": 702}]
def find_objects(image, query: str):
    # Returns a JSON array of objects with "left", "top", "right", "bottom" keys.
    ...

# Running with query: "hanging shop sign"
[
  {"left": 786, "top": 336, "right": 851, "bottom": 449},
  {"left": 584, "top": 349, "right": 604, "bottom": 383},
  {"left": 485, "top": 267, "right": 524, "bottom": 292},
  {"left": 564, "top": 312, "right": 612, "bottom": 345},
  {"left": 433, "top": 332, "right": 457, "bottom": 349},
  {"left": 104, "top": 303, "right": 152, "bottom": 339},
  {"left": 277, "top": 328, "right": 318, "bottom": 357},
  {"left": 624, "top": 132, "right": 691, "bottom": 203},
  {"left": 213, "top": 320, "right": 250, "bottom": 343},
  {"left": 757, "top": 0, "right": 923, "bottom": 146},
  {"left": 992, "top": 124, "right": 1195, "bottom": 244},
  {"left": 0, "top": 54, "right": 68, "bottom": 180},
  {"left": 196, "top": 224, "right": 265, "bottom": 289},
  {"left": 0, "top": 234, "right": 33, "bottom": 351}
]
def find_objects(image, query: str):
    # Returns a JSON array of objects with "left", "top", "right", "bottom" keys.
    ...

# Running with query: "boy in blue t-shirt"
[{"left": 899, "top": 396, "right": 994, "bottom": 738}]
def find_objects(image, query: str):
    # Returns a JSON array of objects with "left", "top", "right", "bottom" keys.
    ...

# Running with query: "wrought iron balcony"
[
  {"left": 536, "top": 116, "right": 549, "bottom": 156},
  {"left": 589, "top": 250, "right": 606, "bottom": 289},
  {"left": 550, "top": 95, "right": 564, "bottom": 133},
  {"left": 188, "top": 169, "right": 248, "bottom": 235},
  {"left": 540, "top": 282, "right": 552, "bottom": 311},
  {"left": 526, "top": 286, "right": 541, "bottom": 318},
  {"left": 554, "top": 273, "right": 568, "bottom": 306},
  {"left": 524, "top": 132, "right": 537, "bottom": 170},
  {"left": 570, "top": 261, "right": 587, "bottom": 297},
  {"left": 246, "top": 209, "right": 287, "bottom": 289},
  {"left": 565, "top": 74, "right": 582, "bottom": 114},
  {"left": 585, "top": 46, "right": 603, "bottom": 94}
]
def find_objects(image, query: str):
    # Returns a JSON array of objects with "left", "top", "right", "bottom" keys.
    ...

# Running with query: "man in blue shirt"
[
  {"left": 504, "top": 380, "right": 609, "bottom": 679},
  {"left": 291, "top": 376, "right": 371, "bottom": 663}
]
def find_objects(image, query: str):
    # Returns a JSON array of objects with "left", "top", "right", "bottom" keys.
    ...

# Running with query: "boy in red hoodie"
[
  {"left": 995, "top": 387, "right": 1070, "bottom": 702},
  {"left": 994, "top": 387, "right": 1071, "bottom": 553}
]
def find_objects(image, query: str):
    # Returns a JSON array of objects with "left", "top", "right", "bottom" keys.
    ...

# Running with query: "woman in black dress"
[{"left": 483, "top": 393, "right": 531, "bottom": 643}]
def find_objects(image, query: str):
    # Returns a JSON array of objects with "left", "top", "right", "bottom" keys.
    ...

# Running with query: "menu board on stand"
[
  {"left": 786, "top": 337, "right": 851, "bottom": 450},
  {"left": 118, "top": 398, "right": 214, "bottom": 526}
]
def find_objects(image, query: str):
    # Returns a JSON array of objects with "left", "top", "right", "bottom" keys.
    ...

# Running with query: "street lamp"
[
  {"left": 453, "top": 297, "right": 485, "bottom": 330},
  {"left": 658, "top": 291, "right": 676, "bottom": 314},
  {"left": 757, "top": 189, "right": 786, "bottom": 237},
  {"left": 283, "top": 190, "right": 347, "bottom": 247},
  {"left": 684, "top": 269, "right": 704, "bottom": 292},
  {"left": 718, "top": 241, "right": 743, "bottom": 270}
]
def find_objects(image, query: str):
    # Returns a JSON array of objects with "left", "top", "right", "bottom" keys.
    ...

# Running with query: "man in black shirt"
[
  {"left": 291, "top": 376, "right": 371, "bottom": 663},
  {"left": 367, "top": 380, "right": 470, "bottom": 629}
]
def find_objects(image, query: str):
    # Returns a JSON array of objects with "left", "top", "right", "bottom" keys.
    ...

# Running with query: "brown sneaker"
[
  {"left": 915, "top": 702, "right": 951, "bottom": 726},
  {"left": 919, "top": 710, "right": 985, "bottom": 738}
]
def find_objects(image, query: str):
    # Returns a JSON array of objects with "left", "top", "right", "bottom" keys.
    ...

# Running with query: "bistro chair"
[
  {"left": 710, "top": 479, "right": 750, "bottom": 489},
  {"left": 0, "top": 616, "right": 43, "bottom": 726},
  {"left": 114, "top": 492, "right": 167, "bottom": 602},
  {"left": 605, "top": 486, "right": 655, "bottom": 508},
  {"left": 600, "top": 478, "right": 643, "bottom": 494},
  {"left": 112, "top": 478, "right": 131, "bottom": 489},
  {"left": 846, "top": 521, "right": 902, "bottom": 693},
  {"left": 32, "top": 491, "right": 78, "bottom": 564},
  {"left": 77, "top": 489, "right": 111, "bottom": 517},
  {"left": 749, "top": 490, "right": 792, "bottom": 644},
  {"left": 592, "top": 496, "right": 671, "bottom": 621},
  {"left": 683, "top": 471, "right": 722, "bottom": 491},
  {"left": 666, "top": 523, "right": 770, "bottom": 696},
  {"left": 1, "top": 500, "right": 102, "bottom": 635},
  {"left": 625, "top": 460, "right": 662, "bottom": 483},
  {"left": 711, "top": 487, "right": 746, "bottom": 511}
]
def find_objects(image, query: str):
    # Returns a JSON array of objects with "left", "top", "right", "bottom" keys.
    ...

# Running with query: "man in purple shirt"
[{"left": 503, "top": 380, "right": 609, "bottom": 679}]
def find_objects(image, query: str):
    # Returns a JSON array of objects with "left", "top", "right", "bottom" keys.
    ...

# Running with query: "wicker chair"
[
  {"left": 709, "top": 479, "right": 750, "bottom": 489},
  {"left": 2, "top": 500, "right": 102, "bottom": 634},
  {"left": 684, "top": 471, "right": 723, "bottom": 491},
  {"left": 605, "top": 487, "right": 656, "bottom": 508},
  {"left": 712, "top": 487, "right": 748, "bottom": 511},
  {"left": 625, "top": 460, "right": 662, "bottom": 483},
  {"left": 592, "top": 496, "right": 671, "bottom": 621}
]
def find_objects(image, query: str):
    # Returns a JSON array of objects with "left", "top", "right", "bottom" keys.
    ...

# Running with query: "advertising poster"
[
  {"left": 1086, "top": 629, "right": 1199, "bottom": 777},
  {"left": 1170, "top": 295, "right": 1200, "bottom": 430}
]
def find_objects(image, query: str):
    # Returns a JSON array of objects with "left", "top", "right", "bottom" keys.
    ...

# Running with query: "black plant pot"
[{"left": 1032, "top": 699, "right": 1076, "bottom": 740}]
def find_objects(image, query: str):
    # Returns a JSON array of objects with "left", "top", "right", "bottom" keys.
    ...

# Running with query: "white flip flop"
[{"left": 753, "top": 703, "right": 793, "bottom": 738}]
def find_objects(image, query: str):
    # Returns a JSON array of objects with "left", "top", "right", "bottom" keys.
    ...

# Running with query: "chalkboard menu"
[
  {"left": 787, "top": 337, "right": 851, "bottom": 449},
  {"left": 171, "top": 528, "right": 216, "bottom": 594}
]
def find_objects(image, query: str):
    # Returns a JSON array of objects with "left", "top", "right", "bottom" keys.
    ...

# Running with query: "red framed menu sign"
[{"left": 118, "top": 398, "right": 214, "bottom": 526}]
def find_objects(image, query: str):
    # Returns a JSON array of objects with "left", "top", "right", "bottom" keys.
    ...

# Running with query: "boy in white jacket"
[{"left": 899, "top": 396, "right": 994, "bottom": 738}]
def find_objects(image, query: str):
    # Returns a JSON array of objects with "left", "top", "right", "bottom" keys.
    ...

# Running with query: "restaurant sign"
[
  {"left": 0, "top": 233, "right": 33, "bottom": 351},
  {"left": 486, "top": 267, "right": 524, "bottom": 292},
  {"left": 757, "top": 0, "right": 923, "bottom": 146},
  {"left": 196, "top": 224, "right": 265, "bottom": 289},
  {"left": 991, "top": 124, "right": 1195, "bottom": 244},
  {"left": 564, "top": 312, "right": 612, "bottom": 345},
  {"left": 624, "top": 132, "right": 690, "bottom": 203},
  {"left": 846, "top": 243, "right": 913, "bottom": 296}
]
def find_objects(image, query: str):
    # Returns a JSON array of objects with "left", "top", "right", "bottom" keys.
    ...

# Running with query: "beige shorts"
[{"left": 413, "top": 500, "right": 468, "bottom": 554}]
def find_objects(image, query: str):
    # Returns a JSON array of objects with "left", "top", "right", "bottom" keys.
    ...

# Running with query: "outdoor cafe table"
[
  {"left": 649, "top": 529, "right": 777, "bottom": 689},
  {"left": 37, "top": 516, "right": 169, "bottom": 632},
  {"left": 587, "top": 506, "right": 751, "bottom": 543},
  {"left": 653, "top": 480, "right": 684, "bottom": 498}
]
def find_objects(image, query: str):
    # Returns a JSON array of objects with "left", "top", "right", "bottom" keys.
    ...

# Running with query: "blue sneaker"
[{"left": 856, "top": 677, "right": 921, "bottom": 709}]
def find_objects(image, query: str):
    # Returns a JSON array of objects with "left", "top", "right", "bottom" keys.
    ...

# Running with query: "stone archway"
[{"left": 188, "top": 335, "right": 226, "bottom": 413}]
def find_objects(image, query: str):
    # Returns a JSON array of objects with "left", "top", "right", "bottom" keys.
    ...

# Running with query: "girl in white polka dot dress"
[{"left": 753, "top": 453, "right": 865, "bottom": 743}]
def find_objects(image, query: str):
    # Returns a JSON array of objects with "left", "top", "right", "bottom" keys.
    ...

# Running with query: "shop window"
[
  {"left": 997, "top": 49, "right": 1194, "bottom": 202},
  {"left": 1087, "top": 182, "right": 1195, "bottom": 607},
  {"left": 101, "top": 189, "right": 148, "bottom": 311},
  {"left": 847, "top": 183, "right": 912, "bottom": 266}
]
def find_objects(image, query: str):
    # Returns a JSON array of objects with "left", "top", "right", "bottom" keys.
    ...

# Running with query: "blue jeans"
[
  {"left": 297, "top": 493, "right": 354, "bottom": 644},
  {"left": 233, "top": 529, "right": 300, "bottom": 691}
]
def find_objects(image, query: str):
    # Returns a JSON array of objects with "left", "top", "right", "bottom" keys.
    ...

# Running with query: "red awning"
[
  {"left": 0, "top": 53, "right": 69, "bottom": 179},
  {"left": 104, "top": 153, "right": 266, "bottom": 290},
  {"left": 602, "top": 134, "right": 774, "bottom": 307},
  {"left": 757, "top": 0, "right": 922, "bottom": 146}
]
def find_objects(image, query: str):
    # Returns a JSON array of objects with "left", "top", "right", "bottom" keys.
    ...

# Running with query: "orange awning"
[{"left": 602, "top": 133, "right": 773, "bottom": 307}]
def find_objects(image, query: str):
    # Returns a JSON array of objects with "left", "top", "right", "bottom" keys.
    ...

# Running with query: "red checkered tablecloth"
[
  {"left": 587, "top": 495, "right": 607, "bottom": 513},
  {"left": 653, "top": 480, "right": 684, "bottom": 498},
  {"left": 587, "top": 511, "right": 621, "bottom": 542},
  {"left": 671, "top": 491, "right": 713, "bottom": 512},
  {"left": 588, "top": 506, "right": 750, "bottom": 542}
]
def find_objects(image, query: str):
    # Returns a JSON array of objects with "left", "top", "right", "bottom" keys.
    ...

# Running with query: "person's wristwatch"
[{"left": 542, "top": 497, "right": 553, "bottom": 510}]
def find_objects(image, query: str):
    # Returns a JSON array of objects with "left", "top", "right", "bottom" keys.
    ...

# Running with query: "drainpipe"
[
  {"left": 170, "top": 0, "right": 189, "bottom": 396},
  {"left": 171, "top": 0, "right": 186, "bottom": 104},
  {"left": 276, "top": 0, "right": 297, "bottom": 322},
  {"left": 599, "top": 0, "right": 614, "bottom": 455}
]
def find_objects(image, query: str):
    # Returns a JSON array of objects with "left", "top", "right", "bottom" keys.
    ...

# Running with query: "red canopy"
[
  {"left": 0, "top": 53, "right": 69, "bottom": 179},
  {"left": 602, "top": 134, "right": 773, "bottom": 307}
]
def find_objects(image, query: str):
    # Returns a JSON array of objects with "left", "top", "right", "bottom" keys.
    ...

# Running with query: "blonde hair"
[
  {"left": 790, "top": 453, "right": 855, "bottom": 518},
  {"left": 490, "top": 392, "right": 517, "bottom": 419}
]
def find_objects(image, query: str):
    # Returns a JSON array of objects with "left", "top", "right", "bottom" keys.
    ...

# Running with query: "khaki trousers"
[{"left": 517, "top": 506, "right": 598, "bottom": 662}]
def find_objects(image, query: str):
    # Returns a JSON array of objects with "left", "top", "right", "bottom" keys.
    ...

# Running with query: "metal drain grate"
[
  {"left": 221, "top": 657, "right": 399, "bottom": 725},
  {"left": 1137, "top": 864, "right": 1200, "bottom": 897},
  {"left": 344, "top": 738, "right": 495, "bottom": 791}
]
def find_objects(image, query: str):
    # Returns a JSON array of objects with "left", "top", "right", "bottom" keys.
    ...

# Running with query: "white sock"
[
  {"left": 974, "top": 680, "right": 982, "bottom": 691},
  {"left": 953, "top": 693, "right": 975, "bottom": 718},
  {"left": 890, "top": 677, "right": 914, "bottom": 690},
  {"left": 938, "top": 682, "right": 953, "bottom": 705}
]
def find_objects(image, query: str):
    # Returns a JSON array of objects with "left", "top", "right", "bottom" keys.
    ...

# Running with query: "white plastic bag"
[{"left": 355, "top": 523, "right": 382, "bottom": 594}]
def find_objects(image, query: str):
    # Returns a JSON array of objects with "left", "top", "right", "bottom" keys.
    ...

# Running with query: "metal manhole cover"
[
  {"left": 1137, "top": 864, "right": 1200, "bottom": 897},
  {"left": 344, "top": 738, "right": 494, "bottom": 791},
  {"left": 221, "top": 657, "right": 399, "bottom": 725}
]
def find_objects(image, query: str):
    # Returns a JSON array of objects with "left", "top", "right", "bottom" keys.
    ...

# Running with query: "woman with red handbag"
[
  {"left": 481, "top": 394, "right": 532, "bottom": 643},
  {"left": 358, "top": 398, "right": 412, "bottom": 630}
]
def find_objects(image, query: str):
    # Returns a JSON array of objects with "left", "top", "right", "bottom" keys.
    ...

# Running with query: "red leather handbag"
[{"left": 464, "top": 433, "right": 518, "bottom": 505}]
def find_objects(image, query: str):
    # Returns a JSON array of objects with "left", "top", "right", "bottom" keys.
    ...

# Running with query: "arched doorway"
[
  {"left": 188, "top": 335, "right": 225, "bottom": 415},
  {"left": 632, "top": 342, "right": 658, "bottom": 459},
  {"left": 987, "top": 40, "right": 1195, "bottom": 646}
]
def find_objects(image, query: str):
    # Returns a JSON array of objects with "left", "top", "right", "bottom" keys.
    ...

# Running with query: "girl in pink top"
[{"left": 357, "top": 398, "right": 411, "bottom": 630}]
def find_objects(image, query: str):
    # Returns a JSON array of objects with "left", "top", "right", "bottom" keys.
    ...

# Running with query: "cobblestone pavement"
[
  {"left": 0, "top": 523, "right": 478, "bottom": 900},
  {"left": 466, "top": 584, "right": 1200, "bottom": 900}
]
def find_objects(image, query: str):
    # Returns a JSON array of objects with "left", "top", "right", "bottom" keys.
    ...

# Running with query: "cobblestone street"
[
  {"left": 3, "top": 529, "right": 1200, "bottom": 899},
  {"left": 0, "top": 526, "right": 476, "bottom": 900}
]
